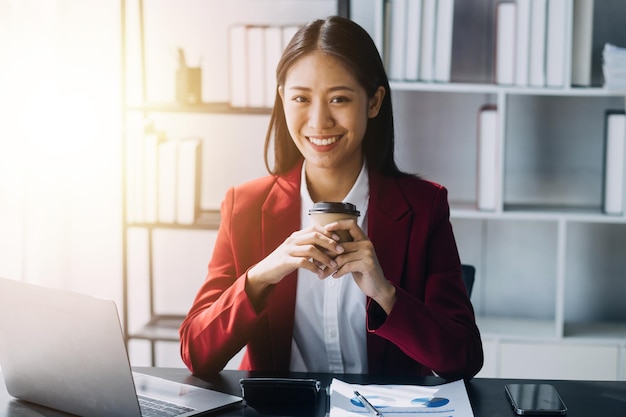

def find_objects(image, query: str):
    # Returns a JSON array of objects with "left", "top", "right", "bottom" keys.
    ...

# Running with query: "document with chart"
[{"left": 329, "top": 378, "right": 473, "bottom": 416}]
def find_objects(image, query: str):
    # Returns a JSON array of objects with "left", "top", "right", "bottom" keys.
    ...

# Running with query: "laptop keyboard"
[{"left": 138, "top": 395, "right": 195, "bottom": 417}]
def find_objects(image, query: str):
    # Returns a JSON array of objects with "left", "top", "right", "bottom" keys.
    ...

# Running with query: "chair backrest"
[{"left": 461, "top": 264, "right": 475, "bottom": 297}]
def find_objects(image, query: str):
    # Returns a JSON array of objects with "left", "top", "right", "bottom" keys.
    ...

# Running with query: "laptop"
[{"left": 0, "top": 277, "right": 242, "bottom": 417}]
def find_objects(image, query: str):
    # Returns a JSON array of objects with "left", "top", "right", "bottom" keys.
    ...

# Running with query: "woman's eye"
[
  {"left": 293, "top": 96, "right": 307, "bottom": 103},
  {"left": 331, "top": 96, "right": 349, "bottom": 103}
]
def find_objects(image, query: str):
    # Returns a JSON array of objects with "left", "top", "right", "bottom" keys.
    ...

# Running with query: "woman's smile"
[{"left": 307, "top": 134, "right": 341, "bottom": 147}]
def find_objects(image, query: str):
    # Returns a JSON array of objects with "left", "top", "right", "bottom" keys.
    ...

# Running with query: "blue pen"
[{"left": 354, "top": 390, "right": 383, "bottom": 417}]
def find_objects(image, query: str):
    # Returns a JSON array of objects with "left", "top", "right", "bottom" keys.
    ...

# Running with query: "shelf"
[
  {"left": 564, "top": 322, "right": 626, "bottom": 341},
  {"left": 451, "top": 204, "right": 626, "bottom": 223},
  {"left": 479, "top": 318, "right": 626, "bottom": 343},
  {"left": 390, "top": 81, "right": 626, "bottom": 97},
  {"left": 126, "top": 101, "right": 272, "bottom": 115},
  {"left": 128, "top": 315, "right": 185, "bottom": 342},
  {"left": 127, "top": 210, "right": 221, "bottom": 230},
  {"left": 476, "top": 316, "right": 559, "bottom": 340}
]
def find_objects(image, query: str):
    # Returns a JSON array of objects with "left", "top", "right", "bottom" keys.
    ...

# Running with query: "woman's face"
[{"left": 279, "top": 51, "right": 384, "bottom": 173}]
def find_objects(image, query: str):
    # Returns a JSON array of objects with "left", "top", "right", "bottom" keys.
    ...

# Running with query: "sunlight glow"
[{"left": 0, "top": 0, "right": 122, "bottom": 295}]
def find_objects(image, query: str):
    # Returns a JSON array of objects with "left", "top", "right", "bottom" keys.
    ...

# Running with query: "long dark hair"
[{"left": 264, "top": 15, "right": 405, "bottom": 177}]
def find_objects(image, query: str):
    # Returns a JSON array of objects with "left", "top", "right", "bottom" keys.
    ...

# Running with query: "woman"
[{"left": 179, "top": 16, "right": 483, "bottom": 381}]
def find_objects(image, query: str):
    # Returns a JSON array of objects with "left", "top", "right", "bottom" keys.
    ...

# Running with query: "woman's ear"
[
  {"left": 367, "top": 86, "right": 386, "bottom": 118},
  {"left": 278, "top": 85, "right": 285, "bottom": 102}
]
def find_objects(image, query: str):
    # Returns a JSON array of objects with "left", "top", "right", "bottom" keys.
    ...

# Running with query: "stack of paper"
[
  {"left": 602, "top": 43, "right": 626, "bottom": 90},
  {"left": 329, "top": 378, "right": 473, "bottom": 416}
]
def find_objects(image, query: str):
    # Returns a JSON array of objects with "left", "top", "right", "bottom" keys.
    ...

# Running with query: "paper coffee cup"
[{"left": 309, "top": 202, "right": 360, "bottom": 243}]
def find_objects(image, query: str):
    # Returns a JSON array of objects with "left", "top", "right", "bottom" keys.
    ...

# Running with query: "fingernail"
[
  {"left": 330, "top": 260, "right": 337, "bottom": 268},
  {"left": 332, "top": 233, "right": 340, "bottom": 241},
  {"left": 336, "top": 245, "right": 344, "bottom": 253}
]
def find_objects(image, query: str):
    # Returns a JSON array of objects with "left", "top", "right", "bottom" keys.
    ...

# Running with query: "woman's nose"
[{"left": 307, "top": 101, "right": 334, "bottom": 129}]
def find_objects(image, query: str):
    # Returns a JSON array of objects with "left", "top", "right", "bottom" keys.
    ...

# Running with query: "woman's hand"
[
  {"left": 246, "top": 225, "right": 345, "bottom": 298},
  {"left": 322, "top": 219, "right": 397, "bottom": 314}
]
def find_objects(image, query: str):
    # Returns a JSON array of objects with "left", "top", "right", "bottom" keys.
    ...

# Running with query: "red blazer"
[{"left": 180, "top": 162, "right": 483, "bottom": 380}]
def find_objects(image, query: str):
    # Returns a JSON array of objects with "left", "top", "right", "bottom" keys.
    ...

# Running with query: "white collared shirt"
[{"left": 290, "top": 162, "right": 369, "bottom": 373}]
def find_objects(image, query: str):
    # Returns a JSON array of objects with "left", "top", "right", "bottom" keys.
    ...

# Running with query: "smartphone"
[{"left": 505, "top": 383, "right": 567, "bottom": 415}]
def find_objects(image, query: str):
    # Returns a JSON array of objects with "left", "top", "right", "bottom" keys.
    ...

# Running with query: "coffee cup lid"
[{"left": 308, "top": 202, "right": 360, "bottom": 216}]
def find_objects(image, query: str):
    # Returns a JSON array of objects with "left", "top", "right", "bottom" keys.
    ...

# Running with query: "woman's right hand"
[{"left": 246, "top": 225, "right": 345, "bottom": 295}]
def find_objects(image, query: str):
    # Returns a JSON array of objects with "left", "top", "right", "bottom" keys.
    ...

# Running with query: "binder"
[
  {"left": 495, "top": 2, "right": 516, "bottom": 85},
  {"left": 477, "top": 105, "right": 498, "bottom": 211},
  {"left": 604, "top": 111, "right": 625, "bottom": 215},
  {"left": 434, "top": 0, "right": 455, "bottom": 83}
]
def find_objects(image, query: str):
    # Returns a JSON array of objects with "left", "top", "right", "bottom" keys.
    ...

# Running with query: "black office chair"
[{"left": 461, "top": 264, "right": 475, "bottom": 297}]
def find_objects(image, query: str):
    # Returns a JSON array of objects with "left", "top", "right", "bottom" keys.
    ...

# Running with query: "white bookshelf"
[
  {"left": 358, "top": 0, "right": 626, "bottom": 380},
  {"left": 121, "top": 0, "right": 626, "bottom": 377}
]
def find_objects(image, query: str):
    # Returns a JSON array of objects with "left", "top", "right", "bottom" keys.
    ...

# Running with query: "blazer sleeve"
[
  {"left": 367, "top": 185, "right": 484, "bottom": 381},
  {"left": 179, "top": 186, "right": 261, "bottom": 375}
]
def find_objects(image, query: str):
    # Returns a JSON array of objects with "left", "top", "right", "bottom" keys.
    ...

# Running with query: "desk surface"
[{"left": 1, "top": 367, "right": 626, "bottom": 416}]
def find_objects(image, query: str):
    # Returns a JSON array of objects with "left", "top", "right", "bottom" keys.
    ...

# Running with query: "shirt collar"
[{"left": 300, "top": 161, "right": 370, "bottom": 225}]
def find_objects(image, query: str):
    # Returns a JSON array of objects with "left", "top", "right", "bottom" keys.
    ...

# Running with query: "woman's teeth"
[{"left": 308, "top": 136, "right": 339, "bottom": 146}]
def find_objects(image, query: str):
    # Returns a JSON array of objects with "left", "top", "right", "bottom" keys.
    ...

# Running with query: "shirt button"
[
  {"left": 330, "top": 330, "right": 337, "bottom": 338},
  {"left": 328, "top": 280, "right": 336, "bottom": 287}
]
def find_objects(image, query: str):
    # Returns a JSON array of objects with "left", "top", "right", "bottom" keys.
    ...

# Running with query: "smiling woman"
[
  {"left": 179, "top": 15, "right": 483, "bottom": 381},
  {"left": 0, "top": 0, "right": 122, "bottom": 300}
]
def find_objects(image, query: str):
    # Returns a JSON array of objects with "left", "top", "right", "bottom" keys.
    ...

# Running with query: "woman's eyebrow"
[
  {"left": 328, "top": 85, "right": 356, "bottom": 92},
  {"left": 287, "top": 85, "right": 357, "bottom": 92}
]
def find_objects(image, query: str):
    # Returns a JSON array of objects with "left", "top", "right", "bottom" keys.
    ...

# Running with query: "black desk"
[{"left": 1, "top": 367, "right": 626, "bottom": 416}]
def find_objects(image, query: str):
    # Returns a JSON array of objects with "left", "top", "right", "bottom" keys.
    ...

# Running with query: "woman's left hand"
[{"left": 322, "top": 219, "right": 397, "bottom": 314}]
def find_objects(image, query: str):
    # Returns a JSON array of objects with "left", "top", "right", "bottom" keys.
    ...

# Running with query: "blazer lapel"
[
  {"left": 261, "top": 163, "right": 302, "bottom": 371},
  {"left": 366, "top": 170, "right": 412, "bottom": 373},
  {"left": 367, "top": 170, "right": 412, "bottom": 288}
]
